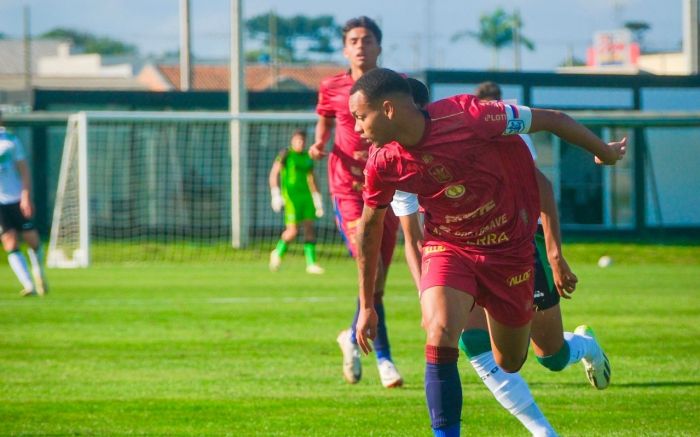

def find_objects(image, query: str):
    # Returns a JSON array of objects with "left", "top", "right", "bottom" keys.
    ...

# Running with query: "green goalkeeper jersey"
[{"left": 277, "top": 148, "right": 314, "bottom": 198}]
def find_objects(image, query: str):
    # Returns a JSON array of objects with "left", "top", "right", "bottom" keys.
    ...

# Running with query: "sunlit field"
[{"left": 1, "top": 243, "right": 699, "bottom": 436}]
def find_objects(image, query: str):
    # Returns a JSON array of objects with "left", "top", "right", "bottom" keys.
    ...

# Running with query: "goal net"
[{"left": 47, "top": 111, "right": 346, "bottom": 267}]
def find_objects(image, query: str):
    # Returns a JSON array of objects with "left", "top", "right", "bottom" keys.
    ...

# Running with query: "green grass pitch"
[{"left": 1, "top": 243, "right": 699, "bottom": 436}]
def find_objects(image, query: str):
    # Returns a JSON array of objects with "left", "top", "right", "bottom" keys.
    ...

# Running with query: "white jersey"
[
  {"left": 0, "top": 127, "right": 27, "bottom": 205},
  {"left": 390, "top": 134, "right": 537, "bottom": 217}
]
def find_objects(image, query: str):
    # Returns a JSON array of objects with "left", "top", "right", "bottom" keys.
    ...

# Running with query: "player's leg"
[
  {"left": 22, "top": 225, "right": 48, "bottom": 295},
  {"left": 1, "top": 205, "right": 36, "bottom": 296},
  {"left": 301, "top": 219, "right": 323, "bottom": 274},
  {"left": 421, "top": 285, "right": 473, "bottom": 437},
  {"left": 2, "top": 229, "right": 35, "bottom": 296},
  {"left": 271, "top": 196, "right": 301, "bottom": 271},
  {"left": 372, "top": 208, "right": 402, "bottom": 386},
  {"left": 530, "top": 234, "right": 610, "bottom": 389},
  {"left": 461, "top": 305, "right": 557, "bottom": 436},
  {"left": 270, "top": 213, "right": 297, "bottom": 272},
  {"left": 332, "top": 196, "right": 363, "bottom": 383}
]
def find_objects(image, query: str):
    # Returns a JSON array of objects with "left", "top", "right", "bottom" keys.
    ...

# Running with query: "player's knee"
[
  {"left": 459, "top": 329, "right": 492, "bottom": 359},
  {"left": 422, "top": 318, "right": 459, "bottom": 346},
  {"left": 536, "top": 341, "right": 570, "bottom": 372},
  {"left": 497, "top": 352, "right": 527, "bottom": 373}
]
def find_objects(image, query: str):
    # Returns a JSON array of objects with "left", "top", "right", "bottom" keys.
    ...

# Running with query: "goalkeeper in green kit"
[{"left": 269, "top": 129, "right": 325, "bottom": 274}]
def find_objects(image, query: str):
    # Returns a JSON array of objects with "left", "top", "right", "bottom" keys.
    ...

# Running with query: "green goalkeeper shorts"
[{"left": 283, "top": 193, "right": 317, "bottom": 225}]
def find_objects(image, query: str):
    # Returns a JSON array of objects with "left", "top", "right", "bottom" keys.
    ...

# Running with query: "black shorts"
[
  {"left": 0, "top": 202, "right": 35, "bottom": 235},
  {"left": 533, "top": 228, "right": 560, "bottom": 311}
]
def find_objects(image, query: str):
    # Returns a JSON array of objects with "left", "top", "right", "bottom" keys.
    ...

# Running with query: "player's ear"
[{"left": 382, "top": 99, "right": 395, "bottom": 119}]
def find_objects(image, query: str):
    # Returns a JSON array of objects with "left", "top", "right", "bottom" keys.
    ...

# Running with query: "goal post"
[{"left": 47, "top": 110, "right": 340, "bottom": 267}]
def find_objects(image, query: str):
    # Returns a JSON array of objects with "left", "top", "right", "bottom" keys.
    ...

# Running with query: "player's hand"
[
  {"left": 550, "top": 255, "right": 578, "bottom": 299},
  {"left": 19, "top": 194, "right": 34, "bottom": 219},
  {"left": 308, "top": 142, "right": 327, "bottom": 160},
  {"left": 312, "top": 192, "right": 324, "bottom": 218},
  {"left": 595, "top": 137, "right": 627, "bottom": 165},
  {"left": 270, "top": 187, "right": 284, "bottom": 213},
  {"left": 355, "top": 307, "right": 378, "bottom": 355}
]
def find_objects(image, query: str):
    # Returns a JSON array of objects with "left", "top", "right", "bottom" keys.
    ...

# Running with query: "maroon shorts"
[
  {"left": 332, "top": 195, "right": 398, "bottom": 269},
  {"left": 419, "top": 241, "right": 535, "bottom": 327}
]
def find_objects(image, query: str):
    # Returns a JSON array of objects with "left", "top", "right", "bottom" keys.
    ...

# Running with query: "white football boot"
[
  {"left": 305, "top": 264, "right": 325, "bottom": 275},
  {"left": 269, "top": 250, "right": 282, "bottom": 271},
  {"left": 575, "top": 325, "right": 611, "bottom": 390},
  {"left": 377, "top": 359, "right": 404, "bottom": 388},
  {"left": 336, "top": 329, "right": 361, "bottom": 384}
]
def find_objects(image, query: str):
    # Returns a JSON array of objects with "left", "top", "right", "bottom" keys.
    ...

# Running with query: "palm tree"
[{"left": 452, "top": 8, "right": 534, "bottom": 70}]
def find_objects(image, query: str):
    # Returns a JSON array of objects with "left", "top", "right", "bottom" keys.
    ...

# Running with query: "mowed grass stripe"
[{"left": 1, "top": 245, "right": 699, "bottom": 436}]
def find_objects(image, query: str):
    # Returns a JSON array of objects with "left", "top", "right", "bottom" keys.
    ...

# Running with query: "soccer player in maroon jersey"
[
  {"left": 349, "top": 68, "right": 625, "bottom": 436},
  {"left": 309, "top": 16, "right": 403, "bottom": 388}
]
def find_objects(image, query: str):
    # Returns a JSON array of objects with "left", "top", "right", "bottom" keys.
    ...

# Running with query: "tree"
[
  {"left": 245, "top": 12, "right": 341, "bottom": 63},
  {"left": 39, "top": 28, "right": 137, "bottom": 56},
  {"left": 451, "top": 8, "right": 534, "bottom": 70}
]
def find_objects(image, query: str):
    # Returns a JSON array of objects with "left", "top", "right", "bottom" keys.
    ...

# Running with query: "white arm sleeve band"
[
  {"left": 390, "top": 190, "right": 419, "bottom": 217},
  {"left": 503, "top": 105, "right": 532, "bottom": 136}
]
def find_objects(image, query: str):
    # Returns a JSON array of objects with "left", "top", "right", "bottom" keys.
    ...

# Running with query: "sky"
[{"left": 0, "top": 0, "right": 684, "bottom": 72}]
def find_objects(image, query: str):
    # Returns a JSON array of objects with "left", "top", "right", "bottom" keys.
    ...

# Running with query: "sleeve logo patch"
[{"left": 505, "top": 119, "right": 526, "bottom": 134}]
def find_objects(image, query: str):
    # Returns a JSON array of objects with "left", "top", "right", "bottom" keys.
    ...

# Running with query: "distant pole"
[
  {"left": 23, "top": 5, "right": 32, "bottom": 107},
  {"left": 425, "top": 0, "right": 434, "bottom": 69},
  {"left": 269, "top": 9, "right": 279, "bottom": 89},
  {"left": 179, "top": 0, "right": 192, "bottom": 91},
  {"left": 230, "top": 0, "right": 248, "bottom": 248},
  {"left": 684, "top": 0, "right": 699, "bottom": 74},
  {"left": 513, "top": 9, "right": 522, "bottom": 71},
  {"left": 230, "top": 0, "right": 246, "bottom": 114}
]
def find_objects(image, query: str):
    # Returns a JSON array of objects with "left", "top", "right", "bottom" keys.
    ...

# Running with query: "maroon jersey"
[
  {"left": 316, "top": 71, "right": 372, "bottom": 199},
  {"left": 363, "top": 94, "right": 539, "bottom": 255}
]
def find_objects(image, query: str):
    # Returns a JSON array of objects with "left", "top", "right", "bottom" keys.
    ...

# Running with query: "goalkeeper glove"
[
  {"left": 312, "top": 192, "right": 324, "bottom": 218},
  {"left": 271, "top": 187, "right": 284, "bottom": 213}
]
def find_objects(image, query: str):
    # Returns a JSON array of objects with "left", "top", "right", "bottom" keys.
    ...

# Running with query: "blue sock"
[
  {"left": 350, "top": 299, "right": 360, "bottom": 345},
  {"left": 426, "top": 346, "right": 461, "bottom": 434},
  {"left": 373, "top": 300, "right": 392, "bottom": 362},
  {"left": 432, "top": 423, "right": 460, "bottom": 437}
]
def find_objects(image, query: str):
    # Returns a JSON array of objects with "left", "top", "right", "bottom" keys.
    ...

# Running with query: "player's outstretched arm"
[
  {"left": 309, "top": 116, "right": 334, "bottom": 160},
  {"left": 355, "top": 205, "right": 387, "bottom": 355},
  {"left": 529, "top": 109, "right": 627, "bottom": 165},
  {"left": 536, "top": 168, "right": 577, "bottom": 298}
]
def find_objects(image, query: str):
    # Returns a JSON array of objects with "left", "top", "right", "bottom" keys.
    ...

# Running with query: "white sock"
[
  {"left": 517, "top": 403, "right": 559, "bottom": 437},
  {"left": 28, "top": 246, "right": 45, "bottom": 278},
  {"left": 471, "top": 351, "right": 557, "bottom": 436},
  {"left": 8, "top": 250, "right": 34, "bottom": 290},
  {"left": 564, "top": 331, "right": 599, "bottom": 364}
]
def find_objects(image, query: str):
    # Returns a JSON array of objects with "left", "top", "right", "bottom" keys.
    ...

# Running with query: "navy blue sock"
[
  {"left": 373, "top": 300, "right": 392, "bottom": 362},
  {"left": 425, "top": 346, "right": 461, "bottom": 433},
  {"left": 432, "top": 423, "right": 460, "bottom": 437}
]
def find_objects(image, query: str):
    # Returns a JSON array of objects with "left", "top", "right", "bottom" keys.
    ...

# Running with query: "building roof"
[
  {"left": 142, "top": 63, "right": 345, "bottom": 91},
  {"left": 0, "top": 39, "right": 68, "bottom": 75}
]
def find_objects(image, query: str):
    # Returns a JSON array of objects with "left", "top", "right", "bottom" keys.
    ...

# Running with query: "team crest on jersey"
[
  {"left": 445, "top": 184, "right": 466, "bottom": 199},
  {"left": 421, "top": 154, "right": 434, "bottom": 164},
  {"left": 428, "top": 165, "right": 452, "bottom": 183}
]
